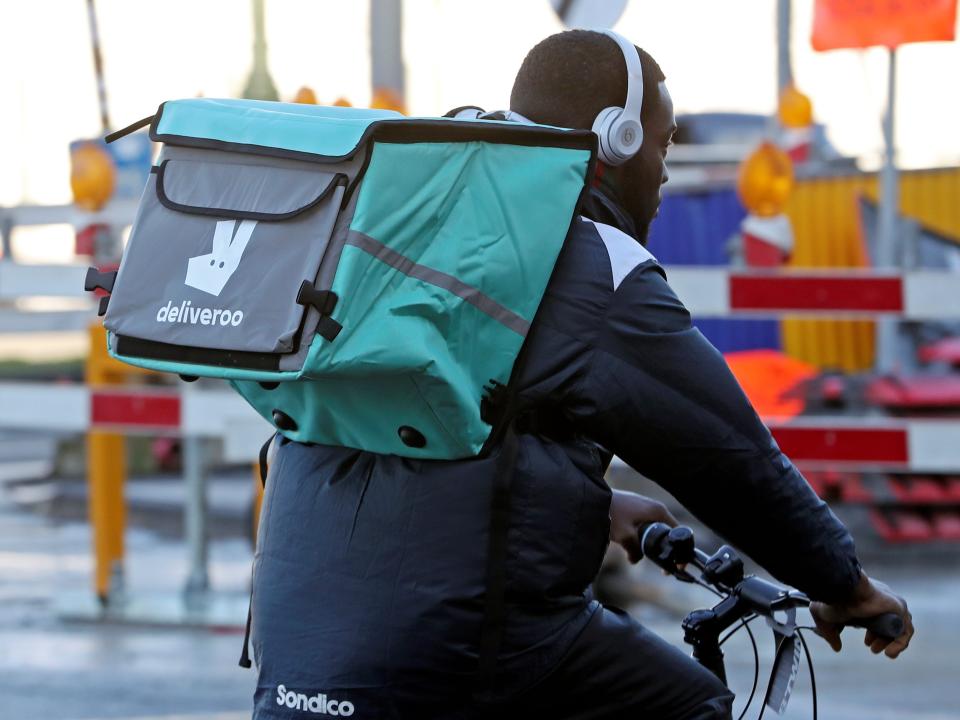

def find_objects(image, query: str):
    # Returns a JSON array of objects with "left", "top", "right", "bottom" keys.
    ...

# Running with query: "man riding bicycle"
[{"left": 249, "top": 29, "right": 913, "bottom": 719}]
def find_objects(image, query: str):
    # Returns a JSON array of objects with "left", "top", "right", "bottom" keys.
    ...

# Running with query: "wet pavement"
[
  {"left": 0, "top": 431, "right": 256, "bottom": 719},
  {"left": 0, "top": 430, "right": 957, "bottom": 719}
]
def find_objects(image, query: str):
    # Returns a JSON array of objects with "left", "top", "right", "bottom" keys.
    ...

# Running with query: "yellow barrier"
[{"left": 783, "top": 167, "right": 960, "bottom": 372}]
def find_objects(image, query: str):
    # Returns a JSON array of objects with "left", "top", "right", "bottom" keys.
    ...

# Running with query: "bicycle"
[{"left": 637, "top": 522, "right": 904, "bottom": 719}]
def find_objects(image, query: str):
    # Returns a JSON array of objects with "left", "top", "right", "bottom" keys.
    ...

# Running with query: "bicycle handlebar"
[
  {"left": 848, "top": 613, "right": 904, "bottom": 639},
  {"left": 638, "top": 522, "right": 904, "bottom": 642}
]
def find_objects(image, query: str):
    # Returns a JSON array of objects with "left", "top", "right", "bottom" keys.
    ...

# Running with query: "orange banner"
[{"left": 812, "top": 0, "right": 957, "bottom": 50}]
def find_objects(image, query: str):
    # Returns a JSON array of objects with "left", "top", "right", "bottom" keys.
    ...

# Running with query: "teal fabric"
[
  {"left": 118, "top": 100, "right": 595, "bottom": 457},
  {"left": 349, "top": 142, "right": 591, "bottom": 325},
  {"left": 235, "top": 140, "right": 591, "bottom": 458},
  {"left": 232, "top": 366, "right": 459, "bottom": 457},
  {"left": 155, "top": 99, "right": 404, "bottom": 158}
]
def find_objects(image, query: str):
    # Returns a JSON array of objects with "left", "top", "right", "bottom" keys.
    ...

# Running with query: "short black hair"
[{"left": 510, "top": 30, "right": 666, "bottom": 131}]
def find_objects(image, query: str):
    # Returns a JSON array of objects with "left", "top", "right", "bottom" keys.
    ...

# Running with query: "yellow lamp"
[
  {"left": 293, "top": 86, "right": 318, "bottom": 104},
  {"left": 778, "top": 85, "right": 813, "bottom": 129},
  {"left": 370, "top": 87, "right": 405, "bottom": 114},
  {"left": 70, "top": 142, "right": 116, "bottom": 212},
  {"left": 333, "top": 97, "right": 353, "bottom": 107},
  {"left": 736, "top": 142, "right": 794, "bottom": 217}
]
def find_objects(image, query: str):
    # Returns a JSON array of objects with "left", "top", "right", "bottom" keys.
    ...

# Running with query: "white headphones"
[{"left": 592, "top": 30, "right": 645, "bottom": 166}]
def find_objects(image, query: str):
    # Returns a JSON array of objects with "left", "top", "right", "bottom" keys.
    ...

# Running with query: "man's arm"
[{"left": 570, "top": 260, "right": 861, "bottom": 602}]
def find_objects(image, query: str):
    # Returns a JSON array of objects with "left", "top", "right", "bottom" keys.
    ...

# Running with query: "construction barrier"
[
  {"left": 0, "top": 382, "right": 270, "bottom": 463},
  {"left": 4, "top": 262, "right": 960, "bottom": 319},
  {"left": 666, "top": 267, "right": 960, "bottom": 319},
  {"left": 1, "top": 251, "right": 958, "bottom": 591},
  {"left": 1, "top": 381, "right": 958, "bottom": 472}
]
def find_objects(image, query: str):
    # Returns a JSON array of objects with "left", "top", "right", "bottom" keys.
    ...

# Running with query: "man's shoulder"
[
  {"left": 550, "top": 217, "right": 661, "bottom": 297},
  {"left": 577, "top": 218, "right": 658, "bottom": 291},
  {"left": 539, "top": 217, "right": 687, "bottom": 342}
]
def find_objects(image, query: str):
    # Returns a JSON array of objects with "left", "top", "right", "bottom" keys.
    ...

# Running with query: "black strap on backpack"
[
  {"left": 104, "top": 113, "right": 155, "bottom": 144},
  {"left": 474, "top": 422, "right": 519, "bottom": 698},
  {"left": 238, "top": 434, "right": 274, "bottom": 669}
]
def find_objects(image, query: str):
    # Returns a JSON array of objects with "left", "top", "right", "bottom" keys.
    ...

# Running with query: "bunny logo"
[{"left": 185, "top": 219, "right": 258, "bottom": 296}]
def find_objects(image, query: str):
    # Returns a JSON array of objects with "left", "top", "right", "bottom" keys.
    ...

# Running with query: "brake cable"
[
  {"left": 795, "top": 628, "right": 819, "bottom": 720},
  {"left": 718, "top": 614, "right": 761, "bottom": 720}
]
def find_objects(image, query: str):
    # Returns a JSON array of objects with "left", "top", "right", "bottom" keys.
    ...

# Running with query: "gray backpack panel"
[{"left": 104, "top": 147, "right": 348, "bottom": 354}]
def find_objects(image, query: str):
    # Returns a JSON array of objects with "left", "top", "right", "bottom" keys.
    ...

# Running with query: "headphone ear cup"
[
  {"left": 592, "top": 106, "right": 623, "bottom": 166},
  {"left": 615, "top": 118, "right": 644, "bottom": 158}
]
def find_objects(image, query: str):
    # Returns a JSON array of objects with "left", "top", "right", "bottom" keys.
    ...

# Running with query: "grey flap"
[
  {"left": 105, "top": 168, "right": 345, "bottom": 355},
  {"left": 156, "top": 158, "right": 345, "bottom": 220}
]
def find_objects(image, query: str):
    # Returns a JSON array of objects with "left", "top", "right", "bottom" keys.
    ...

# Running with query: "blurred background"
[{"left": 0, "top": 1, "right": 958, "bottom": 718}]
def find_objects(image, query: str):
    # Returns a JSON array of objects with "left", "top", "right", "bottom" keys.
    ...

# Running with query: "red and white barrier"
[
  {"left": 606, "top": 417, "right": 960, "bottom": 472},
  {"left": 767, "top": 418, "right": 960, "bottom": 472},
  {"left": 0, "top": 382, "right": 270, "bottom": 463},
  {"left": 0, "top": 262, "right": 92, "bottom": 300},
  {"left": 3, "top": 382, "right": 960, "bottom": 470},
  {"left": 4, "top": 264, "right": 959, "bottom": 319},
  {"left": 666, "top": 268, "right": 960, "bottom": 319}
]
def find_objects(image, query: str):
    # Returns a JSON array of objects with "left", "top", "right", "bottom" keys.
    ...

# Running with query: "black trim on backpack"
[
  {"left": 148, "top": 100, "right": 597, "bottom": 165},
  {"left": 105, "top": 113, "right": 155, "bottom": 144},
  {"left": 341, "top": 141, "right": 376, "bottom": 211},
  {"left": 115, "top": 335, "right": 282, "bottom": 371},
  {"left": 154, "top": 160, "right": 348, "bottom": 222}
]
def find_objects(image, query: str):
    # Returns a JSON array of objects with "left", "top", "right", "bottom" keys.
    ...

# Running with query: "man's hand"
[
  {"left": 810, "top": 572, "right": 914, "bottom": 659},
  {"left": 609, "top": 489, "right": 678, "bottom": 563}
]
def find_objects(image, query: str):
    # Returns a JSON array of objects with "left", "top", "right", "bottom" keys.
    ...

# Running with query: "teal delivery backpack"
[{"left": 92, "top": 99, "right": 596, "bottom": 459}]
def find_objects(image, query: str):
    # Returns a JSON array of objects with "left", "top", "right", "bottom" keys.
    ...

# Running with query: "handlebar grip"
[{"left": 848, "top": 613, "right": 904, "bottom": 640}]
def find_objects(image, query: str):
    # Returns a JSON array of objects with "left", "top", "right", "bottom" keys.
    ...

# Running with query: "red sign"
[{"left": 812, "top": 0, "right": 957, "bottom": 50}]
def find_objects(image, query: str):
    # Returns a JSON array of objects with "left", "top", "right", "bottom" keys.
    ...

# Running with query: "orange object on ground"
[
  {"left": 812, "top": 0, "right": 957, "bottom": 50},
  {"left": 723, "top": 350, "right": 817, "bottom": 419}
]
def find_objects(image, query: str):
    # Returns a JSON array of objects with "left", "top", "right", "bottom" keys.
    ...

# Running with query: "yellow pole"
[
  {"left": 86, "top": 430, "right": 125, "bottom": 602},
  {"left": 85, "top": 323, "right": 126, "bottom": 603}
]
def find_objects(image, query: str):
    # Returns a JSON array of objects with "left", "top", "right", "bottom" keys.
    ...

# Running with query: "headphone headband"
[
  {"left": 590, "top": 30, "right": 646, "bottom": 165},
  {"left": 601, "top": 30, "right": 645, "bottom": 135}
]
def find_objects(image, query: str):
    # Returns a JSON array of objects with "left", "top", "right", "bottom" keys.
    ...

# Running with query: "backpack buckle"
[{"left": 297, "top": 281, "right": 342, "bottom": 342}]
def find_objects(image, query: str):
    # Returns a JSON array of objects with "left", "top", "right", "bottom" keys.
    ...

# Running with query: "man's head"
[{"left": 510, "top": 30, "right": 676, "bottom": 244}]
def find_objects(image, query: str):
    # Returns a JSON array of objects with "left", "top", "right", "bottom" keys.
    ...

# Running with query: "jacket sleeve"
[{"left": 570, "top": 260, "right": 862, "bottom": 603}]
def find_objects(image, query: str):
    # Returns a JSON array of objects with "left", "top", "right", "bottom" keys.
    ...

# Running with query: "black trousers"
[
  {"left": 254, "top": 602, "right": 733, "bottom": 719},
  {"left": 504, "top": 604, "right": 735, "bottom": 719}
]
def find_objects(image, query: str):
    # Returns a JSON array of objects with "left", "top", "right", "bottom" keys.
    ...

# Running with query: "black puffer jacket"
[{"left": 250, "top": 187, "right": 861, "bottom": 716}]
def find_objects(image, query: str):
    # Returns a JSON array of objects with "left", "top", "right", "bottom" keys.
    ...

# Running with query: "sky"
[{"left": 0, "top": 0, "right": 957, "bottom": 230}]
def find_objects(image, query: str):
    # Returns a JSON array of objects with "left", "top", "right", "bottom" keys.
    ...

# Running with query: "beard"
[{"left": 636, "top": 217, "right": 653, "bottom": 246}]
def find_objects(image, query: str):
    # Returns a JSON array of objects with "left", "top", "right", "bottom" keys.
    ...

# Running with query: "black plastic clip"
[
  {"left": 480, "top": 380, "right": 508, "bottom": 425},
  {"left": 85, "top": 267, "right": 117, "bottom": 294},
  {"left": 97, "top": 296, "right": 110, "bottom": 317},
  {"left": 297, "top": 281, "right": 342, "bottom": 342},
  {"left": 296, "top": 281, "right": 338, "bottom": 315}
]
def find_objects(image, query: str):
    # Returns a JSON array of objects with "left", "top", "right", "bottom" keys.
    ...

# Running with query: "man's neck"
[{"left": 584, "top": 181, "right": 641, "bottom": 242}]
